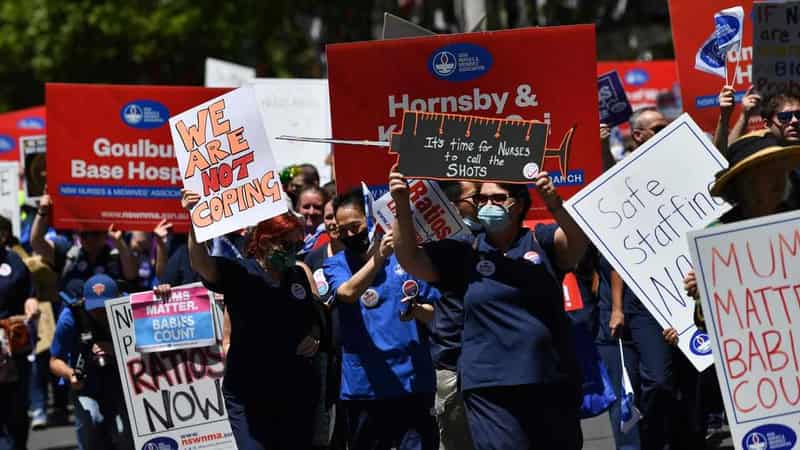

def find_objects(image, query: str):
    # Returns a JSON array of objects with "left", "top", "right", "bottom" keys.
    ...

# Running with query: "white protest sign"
[
  {"left": 204, "top": 57, "right": 256, "bottom": 88},
  {"left": 753, "top": 2, "right": 800, "bottom": 98},
  {"left": 250, "top": 79, "right": 332, "bottom": 184},
  {"left": 170, "top": 85, "right": 288, "bottom": 243},
  {"left": 688, "top": 210, "right": 800, "bottom": 449},
  {"left": 565, "top": 113, "right": 729, "bottom": 370},
  {"left": 373, "top": 179, "right": 468, "bottom": 243},
  {"left": 105, "top": 297, "right": 237, "bottom": 450},
  {"left": 0, "top": 162, "right": 20, "bottom": 237}
]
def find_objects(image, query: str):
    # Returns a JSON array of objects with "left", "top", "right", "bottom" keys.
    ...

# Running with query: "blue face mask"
[{"left": 477, "top": 204, "right": 512, "bottom": 232}]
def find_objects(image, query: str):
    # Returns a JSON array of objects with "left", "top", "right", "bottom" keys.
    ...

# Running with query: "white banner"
[
  {"left": 565, "top": 113, "right": 729, "bottom": 370},
  {"left": 0, "top": 162, "right": 20, "bottom": 237},
  {"left": 688, "top": 210, "right": 800, "bottom": 449},
  {"left": 105, "top": 297, "right": 237, "bottom": 450},
  {"left": 204, "top": 58, "right": 256, "bottom": 88}
]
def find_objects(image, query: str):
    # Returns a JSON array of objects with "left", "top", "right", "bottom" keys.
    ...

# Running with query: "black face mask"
[{"left": 341, "top": 229, "right": 370, "bottom": 254}]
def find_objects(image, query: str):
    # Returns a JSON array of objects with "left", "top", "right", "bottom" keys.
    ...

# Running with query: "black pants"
[
  {"left": 463, "top": 383, "right": 582, "bottom": 450},
  {"left": 342, "top": 393, "right": 437, "bottom": 450},
  {"left": 0, "top": 355, "right": 30, "bottom": 450}
]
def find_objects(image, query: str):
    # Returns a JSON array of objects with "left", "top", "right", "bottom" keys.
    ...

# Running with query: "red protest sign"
[
  {"left": 47, "top": 83, "right": 229, "bottom": 232},
  {"left": 596, "top": 61, "right": 678, "bottom": 112},
  {"left": 669, "top": 0, "right": 756, "bottom": 133},
  {"left": 0, "top": 106, "right": 46, "bottom": 130},
  {"left": 327, "top": 25, "right": 601, "bottom": 220}
]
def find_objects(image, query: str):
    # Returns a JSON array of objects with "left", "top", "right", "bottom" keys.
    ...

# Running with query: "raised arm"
[
  {"left": 334, "top": 232, "right": 392, "bottom": 303},
  {"left": 153, "top": 219, "right": 173, "bottom": 281},
  {"left": 600, "top": 123, "right": 615, "bottom": 171},
  {"left": 728, "top": 86, "right": 761, "bottom": 146},
  {"left": 713, "top": 85, "right": 735, "bottom": 153},
  {"left": 108, "top": 224, "right": 137, "bottom": 281},
  {"left": 182, "top": 189, "right": 218, "bottom": 283},
  {"left": 535, "top": 171, "right": 588, "bottom": 271},
  {"left": 388, "top": 167, "right": 439, "bottom": 283},
  {"left": 31, "top": 194, "right": 55, "bottom": 266}
]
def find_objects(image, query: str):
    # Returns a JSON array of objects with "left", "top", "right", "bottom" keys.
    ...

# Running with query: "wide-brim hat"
[{"left": 710, "top": 131, "right": 800, "bottom": 197}]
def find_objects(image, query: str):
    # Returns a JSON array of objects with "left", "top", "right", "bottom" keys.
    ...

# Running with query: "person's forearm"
[
  {"left": 154, "top": 241, "right": 168, "bottom": 281},
  {"left": 601, "top": 138, "right": 614, "bottom": 171},
  {"left": 551, "top": 205, "right": 589, "bottom": 270},
  {"left": 335, "top": 256, "right": 384, "bottom": 303},
  {"left": 714, "top": 112, "right": 732, "bottom": 154},
  {"left": 188, "top": 228, "right": 218, "bottom": 283},
  {"left": 49, "top": 357, "right": 73, "bottom": 379},
  {"left": 611, "top": 270, "right": 624, "bottom": 313},
  {"left": 414, "top": 303, "right": 435, "bottom": 323},
  {"left": 728, "top": 111, "right": 751, "bottom": 146},
  {"left": 30, "top": 210, "right": 54, "bottom": 265},
  {"left": 393, "top": 201, "right": 438, "bottom": 282}
]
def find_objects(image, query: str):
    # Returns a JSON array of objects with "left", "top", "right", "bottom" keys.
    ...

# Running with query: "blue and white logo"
[
  {"left": 0, "top": 135, "right": 14, "bottom": 153},
  {"left": 699, "top": 38, "right": 725, "bottom": 70},
  {"left": 625, "top": 69, "right": 649, "bottom": 86},
  {"left": 742, "top": 424, "right": 796, "bottom": 450},
  {"left": 17, "top": 117, "right": 45, "bottom": 129},
  {"left": 121, "top": 100, "right": 169, "bottom": 129},
  {"left": 715, "top": 15, "right": 740, "bottom": 49},
  {"left": 428, "top": 44, "right": 493, "bottom": 82},
  {"left": 689, "top": 330, "right": 712, "bottom": 356},
  {"left": 141, "top": 436, "right": 178, "bottom": 450}
]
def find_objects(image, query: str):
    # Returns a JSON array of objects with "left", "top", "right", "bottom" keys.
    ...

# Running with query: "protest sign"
[
  {"left": 131, "top": 283, "right": 216, "bottom": 353},
  {"left": 170, "top": 85, "right": 287, "bottom": 243},
  {"left": 20, "top": 135, "right": 46, "bottom": 200},
  {"left": 598, "top": 71, "right": 633, "bottom": 127},
  {"left": 373, "top": 178, "right": 468, "bottom": 243},
  {"left": 204, "top": 57, "right": 256, "bottom": 88},
  {"left": 327, "top": 25, "right": 601, "bottom": 220},
  {"left": 251, "top": 79, "right": 332, "bottom": 184},
  {"left": 0, "top": 106, "right": 45, "bottom": 130},
  {"left": 387, "top": 111, "right": 573, "bottom": 184},
  {"left": 565, "top": 113, "right": 730, "bottom": 370},
  {"left": 105, "top": 296, "right": 236, "bottom": 450},
  {"left": 688, "top": 210, "right": 800, "bottom": 448},
  {"left": 753, "top": 2, "right": 800, "bottom": 98},
  {"left": 0, "top": 162, "right": 20, "bottom": 237},
  {"left": 669, "top": 0, "right": 756, "bottom": 133},
  {"left": 47, "top": 83, "right": 229, "bottom": 232}
]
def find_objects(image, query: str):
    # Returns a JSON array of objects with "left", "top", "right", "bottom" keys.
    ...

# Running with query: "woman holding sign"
[
  {"left": 390, "top": 167, "right": 588, "bottom": 450},
  {"left": 181, "top": 189, "right": 325, "bottom": 450}
]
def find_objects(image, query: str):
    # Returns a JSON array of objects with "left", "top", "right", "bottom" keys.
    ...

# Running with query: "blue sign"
[
  {"left": 625, "top": 69, "right": 649, "bottom": 86},
  {"left": 699, "top": 37, "right": 725, "bottom": 71},
  {"left": 120, "top": 100, "right": 169, "bottom": 129},
  {"left": 428, "top": 44, "right": 493, "bottom": 82},
  {"left": 0, "top": 135, "right": 13, "bottom": 153},
  {"left": 714, "top": 14, "right": 740, "bottom": 50},
  {"left": 598, "top": 71, "right": 633, "bottom": 127},
  {"left": 742, "top": 424, "right": 796, "bottom": 450}
]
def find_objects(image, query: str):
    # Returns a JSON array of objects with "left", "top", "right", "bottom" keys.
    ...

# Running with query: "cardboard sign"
[
  {"left": 327, "top": 25, "right": 601, "bottom": 220},
  {"left": 169, "top": 85, "right": 288, "bottom": 243},
  {"left": 753, "top": 2, "right": 800, "bottom": 98},
  {"left": 388, "top": 111, "right": 573, "bottom": 183},
  {"left": 105, "top": 297, "right": 236, "bottom": 450},
  {"left": 204, "top": 57, "right": 256, "bottom": 88},
  {"left": 251, "top": 79, "right": 332, "bottom": 184},
  {"left": 597, "top": 61, "right": 679, "bottom": 112},
  {"left": 373, "top": 179, "right": 468, "bottom": 243},
  {"left": 688, "top": 210, "right": 800, "bottom": 448},
  {"left": 565, "top": 114, "right": 730, "bottom": 371},
  {"left": 20, "top": 135, "right": 46, "bottom": 200},
  {"left": 598, "top": 71, "right": 634, "bottom": 127},
  {"left": 669, "top": 0, "right": 756, "bottom": 133},
  {"left": 131, "top": 284, "right": 216, "bottom": 353},
  {"left": 0, "top": 162, "right": 20, "bottom": 237},
  {"left": 47, "top": 83, "right": 229, "bottom": 231}
]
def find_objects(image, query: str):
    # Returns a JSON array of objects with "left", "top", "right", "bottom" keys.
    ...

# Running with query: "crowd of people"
[{"left": 1, "top": 81, "right": 800, "bottom": 450}]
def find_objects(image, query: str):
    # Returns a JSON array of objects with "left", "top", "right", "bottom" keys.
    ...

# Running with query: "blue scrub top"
[
  {"left": 0, "top": 248, "right": 33, "bottom": 319},
  {"left": 425, "top": 225, "right": 580, "bottom": 392},
  {"left": 324, "top": 251, "right": 437, "bottom": 400}
]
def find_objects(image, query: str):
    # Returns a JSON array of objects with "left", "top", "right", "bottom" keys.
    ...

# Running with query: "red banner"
[
  {"left": 596, "top": 60, "right": 678, "bottom": 112},
  {"left": 47, "top": 83, "right": 229, "bottom": 232},
  {"left": 0, "top": 106, "right": 46, "bottom": 162},
  {"left": 669, "top": 0, "right": 755, "bottom": 132},
  {"left": 327, "top": 25, "right": 601, "bottom": 219}
]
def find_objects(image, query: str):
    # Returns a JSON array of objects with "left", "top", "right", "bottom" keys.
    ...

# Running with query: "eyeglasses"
[
  {"left": 636, "top": 124, "right": 666, "bottom": 135},
  {"left": 775, "top": 110, "right": 800, "bottom": 124},
  {"left": 474, "top": 193, "right": 512, "bottom": 206},
  {"left": 337, "top": 221, "right": 364, "bottom": 235}
]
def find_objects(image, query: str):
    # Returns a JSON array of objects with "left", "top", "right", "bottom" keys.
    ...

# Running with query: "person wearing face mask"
[
  {"left": 390, "top": 166, "right": 588, "bottom": 450},
  {"left": 323, "top": 189, "right": 439, "bottom": 450},
  {"left": 181, "top": 189, "right": 324, "bottom": 450}
]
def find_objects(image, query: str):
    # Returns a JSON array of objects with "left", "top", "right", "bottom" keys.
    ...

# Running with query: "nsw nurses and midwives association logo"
[
  {"left": 742, "top": 424, "right": 796, "bottom": 450},
  {"left": 428, "top": 43, "right": 493, "bottom": 82},
  {"left": 689, "top": 330, "right": 712, "bottom": 356},
  {"left": 120, "top": 100, "right": 169, "bottom": 129},
  {"left": 432, "top": 51, "right": 457, "bottom": 77}
]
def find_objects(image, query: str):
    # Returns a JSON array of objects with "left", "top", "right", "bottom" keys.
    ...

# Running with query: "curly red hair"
[{"left": 246, "top": 213, "right": 303, "bottom": 257}]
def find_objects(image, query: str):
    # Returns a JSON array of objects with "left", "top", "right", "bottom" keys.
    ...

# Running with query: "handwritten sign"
[
  {"left": 389, "top": 111, "right": 574, "bottom": 184},
  {"left": 688, "top": 210, "right": 800, "bottom": 449},
  {"left": 598, "top": 71, "right": 633, "bottom": 127},
  {"left": 105, "top": 297, "right": 236, "bottom": 450},
  {"left": 565, "top": 114, "right": 730, "bottom": 370},
  {"left": 0, "top": 162, "right": 20, "bottom": 237},
  {"left": 170, "top": 85, "right": 287, "bottom": 243},
  {"left": 753, "top": 2, "right": 800, "bottom": 98},
  {"left": 131, "top": 283, "right": 216, "bottom": 353},
  {"left": 373, "top": 179, "right": 468, "bottom": 243},
  {"left": 20, "top": 135, "right": 46, "bottom": 200},
  {"left": 204, "top": 58, "right": 256, "bottom": 88}
]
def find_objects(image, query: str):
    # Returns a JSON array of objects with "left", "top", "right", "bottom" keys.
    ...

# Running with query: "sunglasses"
[
  {"left": 775, "top": 110, "right": 800, "bottom": 124},
  {"left": 474, "top": 193, "right": 512, "bottom": 205}
]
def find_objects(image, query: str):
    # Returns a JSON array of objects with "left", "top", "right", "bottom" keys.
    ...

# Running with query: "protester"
[
  {"left": 182, "top": 189, "right": 323, "bottom": 450},
  {"left": 297, "top": 185, "right": 329, "bottom": 251},
  {"left": 323, "top": 189, "right": 438, "bottom": 450},
  {"left": 390, "top": 167, "right": 587, "bottom": 450},
  {"left": 0, "top": 215, "right": 39, "bottom": 450},
  {"left": 49, "top": 275, "right": 133, "bottom": 450},
  {"left": 713, "top": 85, "right": 762, "bottom": 153},
  {"left": 630, "top": 107, "right": 669, "bottom": 149},
  {"left": 761, "top": 93, "right": 800, "bottom": 144},
  {"left": 127, "top": 219, "right": 171, "bottom": 292}
]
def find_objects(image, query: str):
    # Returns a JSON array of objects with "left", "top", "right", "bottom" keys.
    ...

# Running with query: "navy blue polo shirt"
[
  {"left": 425, "top": 225, "right": 580, "bottom": 391},
  {"left": 202, "top": 257, "right": 318, "bottom": 400},
  {"left": 324, "top": 251, "right": 437, "bottom": 400},
  {"left": 0, "top": 247, "right": 33, "bottom": 319},
  {"left": 595, "top": 254, "right": 645, "bottom": 315}
]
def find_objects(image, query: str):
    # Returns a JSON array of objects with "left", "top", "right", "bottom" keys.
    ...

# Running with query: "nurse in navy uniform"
[{"left": 390, "top": 167, "right": 588, "bottom": 450}]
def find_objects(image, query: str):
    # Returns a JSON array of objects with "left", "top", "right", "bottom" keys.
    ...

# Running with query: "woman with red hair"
[{"left": 181, "top": 189, "right": 324, "bottom": 450}]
